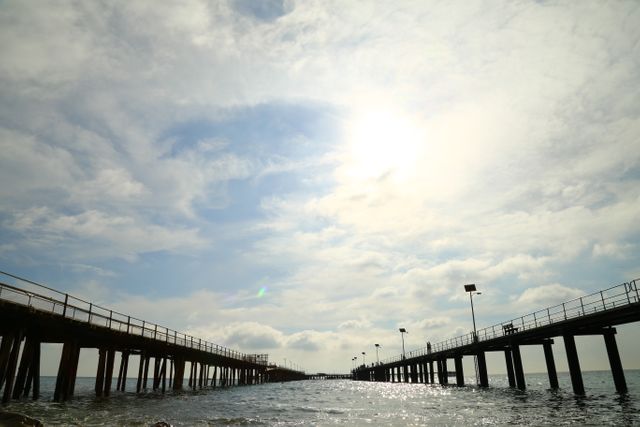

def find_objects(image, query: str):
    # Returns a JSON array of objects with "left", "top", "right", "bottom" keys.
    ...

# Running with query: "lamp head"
[{"left": 399, "top": 328, "right": 407, "bottom": 333}]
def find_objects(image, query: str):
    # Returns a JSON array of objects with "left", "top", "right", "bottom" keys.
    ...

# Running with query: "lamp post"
[
  {"left": 362, "top": 351, "right": 366, "bottom": 366},
  {"left": 375, "top": 344, "right": 381, "bottom": 365},
  {"left": 464, "top": 284, "right": 482, "bottom": 342},
  {"left": 354, "top": 356, "right": 358, "bottom": 368},
  {"left": 399, "top": 328, "right": 407, "bottom": 359}
]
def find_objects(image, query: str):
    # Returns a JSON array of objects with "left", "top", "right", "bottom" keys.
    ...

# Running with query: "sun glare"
[{"left": 345, "top": 109, "right": 423, "bottom": 182}]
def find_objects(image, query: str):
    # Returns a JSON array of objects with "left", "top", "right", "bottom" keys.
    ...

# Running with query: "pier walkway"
[
  {"left": 0, "top": 271, "right": 295, "bottom": 402},
  {"left": 354, "top": 278, "right": 639, "bottom": 395}
]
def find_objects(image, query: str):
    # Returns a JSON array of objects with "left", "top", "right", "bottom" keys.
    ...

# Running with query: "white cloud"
[
  {"left": 190, "top": 321, "right": 285, "bottom": 350},
  {"left": 6, "top": 207, "right": 206, "bottom": 261},
  {"left": 337, "top": 318, "right": 372, "bottom": 330},
  {"left": 515, "top": 284, "right": 585, "bottom": 308},
  {"left": 592, "top": 242, "right": 634, "bottom": 259}
]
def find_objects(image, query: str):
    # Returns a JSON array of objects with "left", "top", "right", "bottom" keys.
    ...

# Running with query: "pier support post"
[
  {"left": 104, "top": 348, "right": 115, "bottom": 396},
  {"left": 0, "top": 336, "right": 14, "bottom": 392},
  {"left": 563, "top": 334, "right": 585, "bottom": 395},
  {"left": 172, "top": 358, "right": 185, "bottom": 390},
  {"left": 511, "top": 344, "right": 526, "bottom": 390},
  {"left": 403, "top": 364, "right": 409, "bottom": 383},
  {"left": 454, "top": 356, "right": 464, "bottom": 386},
  {"left": 161, "top": 358, "right": 167, "bottom": 393},
  {"left": 442, "top": 358, "right": 448, "bottom": 384},
  {"left": 53, "top": 340, "right": 80, "bottom": 402},
  {"left": 169, "top": 359, "right": 174, "bottom": 388},
  {"left": 136, "top": 352, "right": 145, "bottom": 393},
  {"left": 120, "top": 351, "right": 129, "bottom": 391},
  {"left": 411, "top": 364, "right": 418, "bottom": 383},
  {"left": 542, "top": 341, "right": 558, "bottom": 389},
  {"left": 116, "top": 352, "right": 124, "bottom": 392},
  {"left": 22, "top": 338, "right": 40, "bottom": 400},
  {"left": 429, "top": 360, "right": 435, "bottom": 384},
  {"left": 603, "top": 330, "right": 627, "bottom": 393},
  {"left": 191, "top": 362, "right": 197, "bottom": 388},
  {"left": 95, "top": 348, "right": 106, "bottom": 396},
  {"left": 504, "top": 349, "right": 515, "bottom": 387},
  {"left": 142, "top": 354, "right": 150, "bottom": 390},
  {"left": 153, "top": 357, "right": 160, "bottom": 390},
  {"left": 12, "top": 336, "right": 36, "bottom": 399},
  {"left": 476, "top": 351, "right": 488, "bottom": 387},
  {"left": 199, "top": 363, "right": 204, "bottom": 388},
  {"left": 1, "top": 330, "right": 24, "bottom": 403}
]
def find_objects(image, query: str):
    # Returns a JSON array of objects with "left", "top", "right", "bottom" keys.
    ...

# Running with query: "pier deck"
[{"left": 354, "top": 279, "right": 640, "bottom": 395}]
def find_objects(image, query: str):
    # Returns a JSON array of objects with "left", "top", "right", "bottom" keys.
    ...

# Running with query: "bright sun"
[{"left": 345, "top": 108, "right": 423, "bottom": 182}]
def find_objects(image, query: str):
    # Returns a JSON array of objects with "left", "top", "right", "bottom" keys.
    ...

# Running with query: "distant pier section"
[
  {"left": 354, "top": 278, "right": 639, "bottom": 395},
  {"left": 0, "top": 271, "right": 300, "bottom": 403}
]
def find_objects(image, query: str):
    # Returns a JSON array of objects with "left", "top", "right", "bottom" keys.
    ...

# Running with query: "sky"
[{"left": 1, "top": 0, "right": 639, "bottom": 376}]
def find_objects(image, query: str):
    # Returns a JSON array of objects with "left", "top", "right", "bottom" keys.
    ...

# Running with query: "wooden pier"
[
  {"left": 265, "top": 366, "right": 307, "bottom": 382},
  {"left": 306, "top": 373, "right": 352, "bottom": 380},
  {"left": 0, "top": 271, "right": 271, "bottom": 402},
  {"left": 354, "top": 278, "right": 640, "bottom": 395}
]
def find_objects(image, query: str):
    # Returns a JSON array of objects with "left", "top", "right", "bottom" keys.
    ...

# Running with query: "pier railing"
[
  {"left": 0, "top": 270, "right": 266, "bottom": 365},
  {"left": 379, "top": 279, "right": 639, "bottom": 365}
]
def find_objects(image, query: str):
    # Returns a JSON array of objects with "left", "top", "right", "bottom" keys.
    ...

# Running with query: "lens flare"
[{"left": 257, "top": 286, "right": 267, "bottom": 298}]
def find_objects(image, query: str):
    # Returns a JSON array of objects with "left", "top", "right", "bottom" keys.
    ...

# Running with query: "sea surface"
[{"left": 2, "top": 371, "right": 640, "bottom": 426}]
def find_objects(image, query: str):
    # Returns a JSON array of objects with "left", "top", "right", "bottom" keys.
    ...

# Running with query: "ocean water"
[{"left": 2, "top": 371, "right": 639, "bottom": 426}]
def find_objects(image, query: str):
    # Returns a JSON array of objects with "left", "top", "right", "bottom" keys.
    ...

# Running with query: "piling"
[
  {"left": 542, "top": 341, "right": 558, "bottom": 389},
  {"left": 454, "top": 356, "right": 464, "bottom": 386},
  {"left": 504, "top": 349, "right": 516, "bottom": 387},
  {"left": 96, "top": 348, "right": 106, "bottom": 396},
  {"left": 476, "top": 351, "right": 488, "bottom": 387},
  {"left": 563, "top": 334, "right": 585, "bottom": 395},
  {"left": 1, "top": 330, "right": 24, "bottom": 403},
  {"left": 603, "top": 329, "right": 627, "bottom": 393},
  {"left": 54, "top": 340, "right": 80, "bottom": 402},
  {"left": 511, "top": 344, "right": 526, "bottom": 390}
]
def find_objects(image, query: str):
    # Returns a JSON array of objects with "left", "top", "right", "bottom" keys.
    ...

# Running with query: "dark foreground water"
[{"left": 2, "top": 371, "right": 640, "bottom": 426}]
